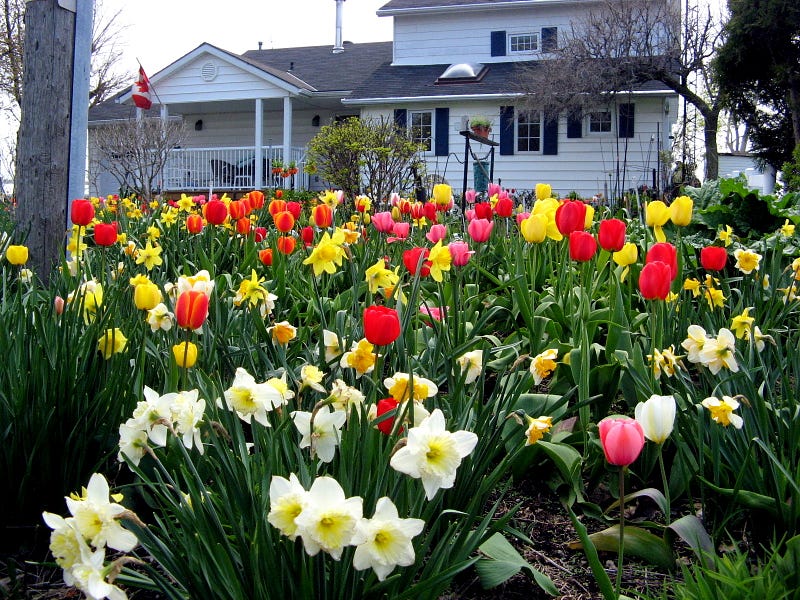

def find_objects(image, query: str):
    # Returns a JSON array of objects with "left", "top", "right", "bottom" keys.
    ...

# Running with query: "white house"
[{"left": 88, "top": 0, "right": 678, "bottom": 200}]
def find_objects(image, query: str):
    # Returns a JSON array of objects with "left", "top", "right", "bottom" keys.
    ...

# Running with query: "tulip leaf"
[
  {"left": 605, "top": 487, "right": 668, "bottom": 517},
  {"left": 698, "top": 477, "right": 778, "bottom": 514},
  {"left": 476, "top": 532, "right": 558, "bottom": 595},
  {"left": 665, "top": 515, "right": 715, "bottom": 568},
  {"left": 537, "top": 441, "right": 584, "bottom": 501},
  {"left": 568, "top": 525, "right": 675, "bottom": 570}
]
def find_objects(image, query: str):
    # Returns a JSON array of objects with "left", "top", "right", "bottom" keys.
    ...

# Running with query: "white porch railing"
[{"left": 161, "top": 146, "right": 307, "bottom": 192}]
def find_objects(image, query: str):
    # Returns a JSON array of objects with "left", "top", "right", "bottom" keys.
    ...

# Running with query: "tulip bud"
[
  {"left": 175, "top": 290, "right": 209, "bottom": 330},
  {"left": 634, "top": 394, "right": 676, "bottom": 444},
  {"left": 5, "top": 245, "right": 29, "bottom": 265},
  {"left": 700, "top": 246, "right": 727, "bottom": 271},
  {"left": 172, "top": 341, "right": 198, "bottom": 368},
  {"left": 204, "top": 200, "right": 228, "bottom": 225},
  {"left": 598, "top": 417, "right": 645, "bottom": 466},
  {"left": 363, "top": 305, "right": 401, "bottom": 346},
  {"left": 71, "top": 199, "right": 95, "bottom": 226},
  {"left": 598, "top": 219, "right": 626, "bottom": 252},
  {"left": 134, "top": 282, "right": 163, "bottom": 311}
]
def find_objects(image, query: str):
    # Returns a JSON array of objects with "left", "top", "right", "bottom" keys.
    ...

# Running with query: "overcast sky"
[{"left": 104, "top": 0, "right": 394, "bottom": 77}]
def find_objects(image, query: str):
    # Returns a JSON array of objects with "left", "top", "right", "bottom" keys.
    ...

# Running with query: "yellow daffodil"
[
  {"left": 647, "top": 345, "right": 683, "bottom": 379},
  {"left": 135, "top": 241, "right": 163, "bottom": 271},
  {"left": 427, "top": 241, "right": 452, "bottom": 282},
  {"left": 704, "top": 286, "right": 725, "bottom": 309},
  {"left": 146, "top": 225, "right": 161, "bottom": 241},
  {"left": 339, "top": 338, "right": 377, "bottom": 377},
  {"left": 365, "top": 259, "right": 399, "bottom": 295},
  {"left": 730, "top": 307, "right": 754, "bottom": 340},
  {"left": 733, "top": 248, "right": 762, "bottom": 274},
  {"left": 524, "top": 415, "right": 553, "bottom": 446},
  {"left": 701, "top": 395, "right": 744, "bottom": 428},
  {"left": 645, "top": 200, "right": 670, "bottom": 242},
  {"left": 176, "top": 194, "right": 196, "bottom": 212},
  {"left": 683, "top": 278, "right": 701, "bottom": 298},
  {"left": 718, "top": 225, "right": 734, "bottom": 247},
  {"left": 669, "top": 195, "right": 693, "bottom": 226},
  {"left": 781, "top": 219, "right": 795, "bottom": 237},
  {"left": 303, "top": 232, "right": 348, "bottom": 277},
  {"left": 269, "top": 321, "right": 297, "bottom": 345},
  {"left": 384, "top": 372, "right": 438, "bottom": 402},
  {"left": 97, "top": 328, "right": 127, "bottom": 360},
  {"left": 233, "top": 269, "right": 274, "bottom": 310},
  {"left": 160, "top": 207, "right": 179, "bottom": 227}
]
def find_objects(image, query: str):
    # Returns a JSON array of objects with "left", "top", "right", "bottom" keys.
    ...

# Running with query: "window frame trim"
[
  {"left": 408, "top": 109, "right": 435, "bottom": 154},
  {"left": 515, "top": 109, "right": 544, "bottom": 154}
]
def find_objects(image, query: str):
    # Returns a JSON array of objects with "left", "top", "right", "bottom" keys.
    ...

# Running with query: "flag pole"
[{"left": 136, "top": 58, "right": 163, "bottom": 106}]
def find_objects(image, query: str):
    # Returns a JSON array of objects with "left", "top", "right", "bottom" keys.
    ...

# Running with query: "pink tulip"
[
  {"left": 448, "top": 241, "right": 474, "bottom": 266},
  {"left": 465, "top": 209, "right": 476, "bottom": 222},
  {"left": 487, "top": 183, "right": 502, "bottom": 198},
  {"left": 516, "top": 212, "right": 531, "bottom": 226},
  {"left": 372, "top": 211, "right": 395, "bottom": 234},
  {"left": 464, "top": 189, "right": 478, "bottom": 204},
  {"left": 389, "top": 221, "right": 410, "bottom": 241},
  {"left": 426, "top": 223, "right": 447, "bottom": 244},
  {"left": 468, "top": 218, "right": 494, "bottom": 243},
  {"left": 598, "top": 417, "right": 645, "bottom": 466}
]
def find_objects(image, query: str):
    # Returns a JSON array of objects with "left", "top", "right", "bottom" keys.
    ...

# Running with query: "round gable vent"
[{"left": 200, "top": 61, "right": 218, "bottom": 82}]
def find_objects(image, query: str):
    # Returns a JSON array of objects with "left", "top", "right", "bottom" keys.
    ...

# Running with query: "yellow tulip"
[
  {"left": 133, "top": 282, "right": 163, "bottom": 311},
  {"left": 535, "top": 183, "right": 552, "bottom": 200},
  {"left": 97, "top": 328, "right": 127, "bottom": 360},
  {"left": 172, "top": 341, "right": 198, "bottom": 368},
  {"left": 432, "top": 183, "right": 453, "bottom": 207},
  {"left": 645, "top": 201, "right": 670, "bottom": 242},
  {"left": 584, "top": 204, "right": 595, "bottom": 230},
  {"left": 669, "top": 195, "right": 693, "bottom": 226},
  {"left": 519, "top": 214, "right": 547, "bottom": 243},
  {"left": 5, "top": 245, "right": 29, "bottom": 266},
  {"left": 613, "top": 242, "right": 639, "bottom": 267}
]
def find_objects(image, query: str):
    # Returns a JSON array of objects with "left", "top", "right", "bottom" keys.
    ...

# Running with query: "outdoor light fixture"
[
  {"left": 195, "top": 119, "right": 203, "bottom": 131},
  {"left": 312, "top": 115, "right": 321, "bottom": 127}
]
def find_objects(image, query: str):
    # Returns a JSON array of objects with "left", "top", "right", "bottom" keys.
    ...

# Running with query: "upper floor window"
[
  {"left": 517, "top": 111, "right": 542, "bottom": 152},
  {"left": 410, "top": 110, "right": 433, "bottom": 152},
  {"left": 509, "top": 33, "right": 538, "bottom": 53},
  {"left": 588, "top": 111, "right": 612, "bottom": 134}
]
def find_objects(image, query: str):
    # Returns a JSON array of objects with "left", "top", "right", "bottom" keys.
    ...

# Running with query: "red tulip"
[
  {"left": 376, "top": 398, "right": 402, "bottom": 435},
  {"left": 268, "top": 199, "right": 287, "bottom": 215},
  {"left": 598, "top": 417, "right": 645, "bottom": 466},
  {"left": 403, "top": 247, "right": 431, "bottom": 277},
  {"left": 555, "top": 200, "right": 587, "bottom": 236},
  {"left": 277, "top": 235, "right": 296, "bottom": 254},
  {"left": 205, "top": 199, "right": 228, "bottom": 225},
  {"left": 569, "top": 230, "right": 597, "bottom": 262},
  {"left": 700, "top": 246, "right": 727, "bottom": 271},
  {"left": 467, "top": 218, "right": 494, "bottom": 243},
  {"left": 312, "top": 204, "right": 333, "bottom": 228},
  {"left": 186, "top": 214, "right": 203, "bottom": 234},
  {"left": 175, "top": 290, "right": 209, "bottom": 330},
  {"left": 423, "top": 202, "right": 437, "bottom": 223},
  {"left": 363, "top": 305, "right": 401, "bottom": 346},
  {"left": 273, "top": 210, "right": 295, "bottom": 233},
  {"left": 259, "top": 248, "right": 273, "bottom": 266},
  {"left": 248, "top": 190, "right": 265, "bottom": 209},
  {"left": 301, "top": 226, "right": 314, "bottom": 247},
  {"left": 598, "top": 219, "right": 626, "bottom": 252},
  {"left": 71, "top": 199, "right": 95, "bottom": 226},
  {"left": 229, "top": 200, "right": 247, "bottom": 221},
  {"left": 494, "top": 196, "right": 514, "bottom": 218},
  {"left": 254, "top": 227, "right": 267, "bottom": 242},
  {"left": 286, "top": 201, "right": 302, "bottom": 220},
  {"left": 638, "top": 261, "right": 672, "bottom": 300},
  {"left": 93, "top": 222, "right": 118, "bottom": 246},
  {"left": 410, "top": 202, "right": 425, "bottom": 222},
  {"left": 474, "top": 202, "right": 493, "bottom": 220},
  {"left": 645, "top": 242, "right": 678, "bottom": 280}
]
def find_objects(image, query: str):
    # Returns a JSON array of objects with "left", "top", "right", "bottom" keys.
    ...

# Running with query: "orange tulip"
[
  {"left": 277, "top": 236, "right": 296, "bottom": 254},
  {"left": 273, "top": 210, "right": 295, "bottom": 233}
]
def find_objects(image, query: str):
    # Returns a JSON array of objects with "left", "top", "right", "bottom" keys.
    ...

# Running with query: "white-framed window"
[
  {"left": 588, "top": 111, "right": 612, "bottom": 134},
  {"left": 409, "top": 110, "right": 433, "bottom": 152},
  {"left": 517, "top": 111, "right": 542, "bottom": 152},
  {"left": 509, "top": 32, "right": 539, "bottom": 53}
]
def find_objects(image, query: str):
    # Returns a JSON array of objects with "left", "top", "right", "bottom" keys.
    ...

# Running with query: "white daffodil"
[
  {"left": 42, "top": 512, "right": 81, "bottom": 571},
  {"left": 384, "top": 372, "right": 438, "bottom": 402},
  {"left": 168, "top": 390, "right": 206, "bottom": 454},
  {"left": 175, "top": 269, "right": 215, "bottom": 297},
  {"left": 146, "top": 302, "right": 174, "bottom": 332},
  {"left": 267, "top": 473, "right": 309, "bottom": 541},
  {"left": 530, "top": 348, "right": 558, "bottom": 385},
  {"left": 701, "top": 395, "right": 744, "bottom": 429},
  {"left": 65, "top": 539, "right": 127, "bottom": 600},
  {"left": 266, "top": 372, "right": 296, "bottom": 406},
  {"left": 352, "top": 496, "right": 425, "bottom": 581},
  {"left": 130, "top": 386, "right": 173, "bottom": 446},
  {"left": 293, "top": 476, "right": 363, "bottom": 560},
  {"left": 117, "top": 420, "right": 149, "bottom": 466},
  {"left": 456, "top": 350, "right": 483, "bottom": 384},
  {"left": 328, "top": 379, "right": 366, "bottom": 413},
  {"left": 634, "top": 394, "right": 676, "bottom": 444},
  {"left": 291, "top": 407, "right": 347, "bottom": 463},
  {"left": 300, "top": 364, "right": 326, "bottom": 393},
  {"left": 681, "top": 324, "right": 708, "bottom": 364},
  {"left": 323, "top": 329, "right": 343, "bottom": 362},
  {"left": 698, "top": 328, "right": 738, "bottom": 375},
  {"left": 220, "top": 367, "right": 282, "bottom": 427},
  {"left": 65, "top": 473, "right": 137, "bottom": 553},
  {"left": 389, "top": 409, "right": 478, "bottom": 500}
]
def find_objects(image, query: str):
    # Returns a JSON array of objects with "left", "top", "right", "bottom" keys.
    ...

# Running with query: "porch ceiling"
[{"left": 163, "top": 94, "right": 346, "bottom": 116}]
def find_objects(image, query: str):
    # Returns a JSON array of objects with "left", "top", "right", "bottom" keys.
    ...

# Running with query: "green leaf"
[
  {"left": 605, "top": 487, "right": 668, "bottom": 517},
  {"left": 537, "top": 440, "right": 584, "bottom": 503},
  {"left": 568, "top": 525, "right": 675, "bottom": 571},
  {"left": 665, "top": 514, "right": 715, "bottom": 568},
  {"left": 476, "top": 533, "right": 558, "bottom": 595}
]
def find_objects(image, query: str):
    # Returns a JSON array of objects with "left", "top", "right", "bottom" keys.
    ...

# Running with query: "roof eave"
[
  {"left": 377, "top": 0, "right": 595, "bottom": 17},
  {"left": 343, "top": 88, "right": 676, "bottom": 105}
]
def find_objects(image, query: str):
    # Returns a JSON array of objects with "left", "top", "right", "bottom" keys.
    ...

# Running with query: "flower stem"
[
  {"left": 658, "top": 446, "right": 671, "bottom": 525},
  {"left": 616, "top": 466, "right": 626, "bottom": 596}
]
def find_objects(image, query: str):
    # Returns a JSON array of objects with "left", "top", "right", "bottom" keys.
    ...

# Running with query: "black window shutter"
[
  {"left": 541, "top": 27, "right": 558, "bottom": 52},
  {"left": 490, "top": 31, "right": 506, "bottom": 57},
  {"left": 543, "top": 112, "right": 558, "bottom": 155},
  {"left": 618, "top": 103, "right": 635, "bottom": 138},
  {"left": 499, "top": 105, "right": 514, "bottom": 155},
  {"left": 567, "top": 110, "right": 583, "bottom": 138},
  {"left": 434, "top": 108, "right": 449, "bottom": 156},
  {"left": 394, "top": 109, "right": 407, "bottom": 129}
]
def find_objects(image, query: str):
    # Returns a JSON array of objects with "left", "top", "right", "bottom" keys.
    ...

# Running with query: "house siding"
[
  {"left": 362, "top": 96, "right": 674, "bottom": 198},
  {"left": 391, "top": 6, "right": 579, "bottom": 65}
]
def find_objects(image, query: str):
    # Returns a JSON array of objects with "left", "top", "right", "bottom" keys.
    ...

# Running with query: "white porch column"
[
  {"left": 160, "top": 104, "right": 169, "bottom": 122},
  {"left": 282, "top": 96, "right": 293, "bottom": 188},
  {"left": 255, "top": 98, "right": 263, "bottom": 188}
]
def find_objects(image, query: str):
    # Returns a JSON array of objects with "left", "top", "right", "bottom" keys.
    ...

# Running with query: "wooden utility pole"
[{"left": 15, "top": 0, "right": 92, "bottom": 282}]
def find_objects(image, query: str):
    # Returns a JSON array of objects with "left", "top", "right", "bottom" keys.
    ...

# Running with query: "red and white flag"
[{"left": 132, "top": 66, "right": 152, "bottom": 110}]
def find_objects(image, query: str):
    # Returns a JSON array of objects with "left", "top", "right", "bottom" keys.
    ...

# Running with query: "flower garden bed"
[{"left": 2, "top": 178, "right": 800, "bottom": 599}]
